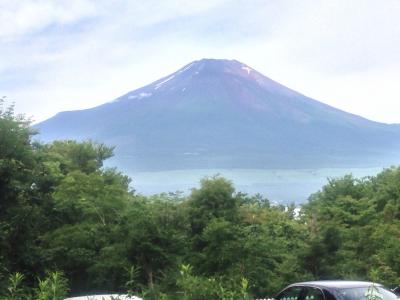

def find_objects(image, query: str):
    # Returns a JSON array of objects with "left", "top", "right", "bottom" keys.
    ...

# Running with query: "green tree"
[
  {"left": 124, "top": 196, "right": 188, "bottom": 289},
  {"left": 188, "top": 176, "right": 240, "bottom": 236},
  {"left": 0, "top": 100, "right": 45, "bottom": 282}
]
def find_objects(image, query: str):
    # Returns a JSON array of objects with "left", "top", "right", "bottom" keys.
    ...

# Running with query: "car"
[
  {"left": 64, "top": 294, "right": 142, "bottom": 300},
  {"left": 275, "top": 281, "right": 398, "bottom": 300},
  {"left": 391, "top": 287, "right": 400, "bottom": 297}
]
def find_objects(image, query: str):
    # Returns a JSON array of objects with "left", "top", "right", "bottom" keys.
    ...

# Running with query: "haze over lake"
[{"left": 116, "top": 166, "right": 383, "bottom": 204}]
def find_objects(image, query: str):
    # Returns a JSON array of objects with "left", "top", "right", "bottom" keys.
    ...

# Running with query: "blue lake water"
[{"left": 122, "top": 167, "right": 384, "bottom": 204}]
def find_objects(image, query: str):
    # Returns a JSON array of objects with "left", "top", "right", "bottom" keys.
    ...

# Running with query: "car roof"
[{"left": 289, "top": 280, "right": 380, "bottom": 290}]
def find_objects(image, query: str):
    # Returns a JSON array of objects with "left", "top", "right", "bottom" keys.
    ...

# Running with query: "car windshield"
[{"left": 336, "top": 286, "right": 398, "bottom": 300}]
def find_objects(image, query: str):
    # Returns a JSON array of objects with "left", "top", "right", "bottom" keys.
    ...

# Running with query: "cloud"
[
  {"left": 0, "top": 0, "right": 101, "bottom": 38},
  {"left": 268, "top": 0, "right": 400, "bottom": 74}
]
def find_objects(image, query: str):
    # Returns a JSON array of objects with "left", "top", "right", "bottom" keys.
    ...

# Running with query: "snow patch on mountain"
[
  {"left": 128, "top": 92, "right": 152, "bottom": 99},
  {"left": 241, "top": 66, "right": 252, "bottom": 74},
  {"left": 155, "top": 75, "right": 175, "bottom": 90},
  {"left": 178, "top": 63, "right": 194, "bottom": 74}
]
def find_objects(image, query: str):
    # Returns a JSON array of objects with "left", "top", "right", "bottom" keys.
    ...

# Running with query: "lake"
[{"left": 120, "top": 167, "right": 384, "bottom": 204}]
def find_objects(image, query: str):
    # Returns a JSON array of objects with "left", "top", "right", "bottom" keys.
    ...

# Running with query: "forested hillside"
[{"left": 1, "top": 102, "right": 399, "bottom": 299}]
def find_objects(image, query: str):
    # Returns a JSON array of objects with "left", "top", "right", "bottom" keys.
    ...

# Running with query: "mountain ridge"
[{"left": 35, "top": 58, "right": 400, "bottom": 171}]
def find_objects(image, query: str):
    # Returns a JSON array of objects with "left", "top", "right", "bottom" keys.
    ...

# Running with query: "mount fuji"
[{"left": 35, "top": 59, "right": 400, "bottom": 171}]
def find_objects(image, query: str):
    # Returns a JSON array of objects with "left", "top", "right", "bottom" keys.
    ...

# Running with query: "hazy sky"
[{"left": 1, "top": 0, "right": 400, "bottom": 124}]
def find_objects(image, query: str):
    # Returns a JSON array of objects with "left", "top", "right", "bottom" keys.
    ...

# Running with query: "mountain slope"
[{"left": 35, "top": 59, "right": 400, "bottom": 170}]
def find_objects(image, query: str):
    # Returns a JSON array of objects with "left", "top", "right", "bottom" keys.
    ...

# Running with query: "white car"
[{"left": 65, "top": 294, "right": 142, "bottom": 300}]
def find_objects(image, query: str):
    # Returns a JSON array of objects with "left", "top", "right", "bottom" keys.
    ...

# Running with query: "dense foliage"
[{"left": 1, "top": 102, "right": 399, "bottom": 299}]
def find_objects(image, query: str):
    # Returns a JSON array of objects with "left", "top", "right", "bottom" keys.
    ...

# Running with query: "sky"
[{"left": 1, "top": 0, "right": 400, "bottom": 124}]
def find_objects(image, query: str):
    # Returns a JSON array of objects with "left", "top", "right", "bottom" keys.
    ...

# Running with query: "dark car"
[
  {"left": 391, "top": 287, "right": 400, "bottom": 297},
  {"left": 275, "top": 281, "right": 398, "bottom": 300}
]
